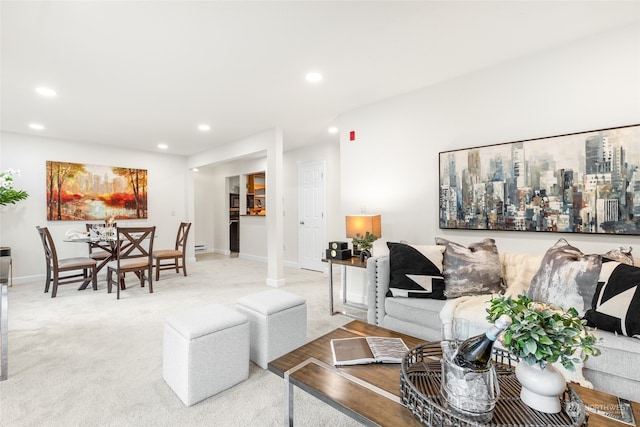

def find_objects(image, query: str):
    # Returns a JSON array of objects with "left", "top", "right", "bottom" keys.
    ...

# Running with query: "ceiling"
[{"left": 2, "top": 1, "right": 639, "bottom": 157}]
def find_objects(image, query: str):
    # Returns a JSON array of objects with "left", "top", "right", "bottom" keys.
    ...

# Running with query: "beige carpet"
[{"left": 0, "top": 256, "right": 363, "bottom": 426}]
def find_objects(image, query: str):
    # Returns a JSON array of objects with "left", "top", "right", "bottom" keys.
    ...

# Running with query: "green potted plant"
[
  {"left": 0, "top": 169, "right": 28, "bottom": 206},
  {"left": 487, "top": 293, "right": 600, "bottom": 413},
  {"left": 351, "top": 231, "right": 378, "bottom": 257},
  {"left": 1, "top": 168, "right": 28, "bottom": 286}
]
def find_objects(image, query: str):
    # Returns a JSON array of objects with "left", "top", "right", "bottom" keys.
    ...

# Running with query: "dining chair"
[
  {"left": 106, "top": 226, "right": 155, "bottom": 299},
  {"left": 36, "top": 226, "right": 97, "bottom": 298},
  {"left": 152, "top": 222, "right": 191, "bottom": 281},
  {"left": 84, "top": 223, "right": 116, "bottom": 261}
]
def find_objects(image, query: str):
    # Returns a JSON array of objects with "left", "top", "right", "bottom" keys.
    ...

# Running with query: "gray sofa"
[{"left": 366, "top": 253, "right": 640, "bottom": 403}]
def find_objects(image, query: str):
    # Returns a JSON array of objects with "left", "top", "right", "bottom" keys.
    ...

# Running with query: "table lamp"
[{"left": 345, "top": 214, "right": 382, "bottom": 260}]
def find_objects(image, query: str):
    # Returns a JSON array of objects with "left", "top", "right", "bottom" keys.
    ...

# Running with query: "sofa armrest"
[{"left": 366, "top": 255, "right": 390, "bottom": 325}]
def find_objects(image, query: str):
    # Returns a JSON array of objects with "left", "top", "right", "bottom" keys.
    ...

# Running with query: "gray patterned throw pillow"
[
  {"left": 528, "top": 239, "right": 602, "bottom": 316},
  {"left": 434, "top": 237, "right": 505, "bottom": 298},
  {"left": 602, "top": 246, "right": 634, "bottom": 265}
]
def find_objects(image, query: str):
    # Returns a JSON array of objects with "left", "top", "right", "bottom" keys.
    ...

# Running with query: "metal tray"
[{"left": 400, "top": 342, "right": 586, "bottom": 426}]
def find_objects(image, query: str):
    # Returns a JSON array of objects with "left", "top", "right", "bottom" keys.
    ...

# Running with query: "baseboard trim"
[{"left": 266, "top": 277, "right": 286, "bottom": 288}]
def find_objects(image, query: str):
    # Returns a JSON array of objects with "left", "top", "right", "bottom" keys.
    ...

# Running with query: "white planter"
[{"left": 515, "top": 360, "right": 566, "bottom": 413}]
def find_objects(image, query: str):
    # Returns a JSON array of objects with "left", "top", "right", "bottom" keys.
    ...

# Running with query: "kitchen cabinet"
[{"left": 246, "top": 173, "right": 266, "bottom": 216}]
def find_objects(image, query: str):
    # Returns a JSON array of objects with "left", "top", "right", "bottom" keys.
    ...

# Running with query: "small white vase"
[{"left": 515, "top": 360, "right": 566, "bottom": 413}]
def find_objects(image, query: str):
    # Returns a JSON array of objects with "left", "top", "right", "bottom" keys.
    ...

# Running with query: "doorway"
[
  {"left": 228, "top": 176, "right": 240, "bottom": 253},
  {"left": 298, "top": 161, "right": 326, "bottom": 272}
]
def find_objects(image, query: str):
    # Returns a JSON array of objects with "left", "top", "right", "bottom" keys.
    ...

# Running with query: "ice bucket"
[{"left": 440, "top": 357, "right": 499, "bottom": 423}]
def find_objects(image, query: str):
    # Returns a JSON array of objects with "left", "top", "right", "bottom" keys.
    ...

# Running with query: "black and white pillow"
[
  {"left": 528, "top": 239, "right": 601, "bottom": 316},
  {"left": 584, "top": 261, "right": 640, "bottom": 338},
  {"left": 386, "top": 242, "right": 446, "bottom": 299},
  {"left": 434, "top": 237, "right": 505, "bottom": 298}
]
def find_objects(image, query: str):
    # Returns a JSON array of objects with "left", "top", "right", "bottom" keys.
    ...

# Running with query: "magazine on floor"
[{"left": 330, "top": 336, "right": 409, "bottom": 366}]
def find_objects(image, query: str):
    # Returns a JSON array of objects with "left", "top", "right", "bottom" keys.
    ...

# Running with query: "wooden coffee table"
[
  {"left": 268, "top": 320, "right": 425, "bottom": 426},
  {"left": 268, "top": 321, "right": 639, "bottom": 427}
]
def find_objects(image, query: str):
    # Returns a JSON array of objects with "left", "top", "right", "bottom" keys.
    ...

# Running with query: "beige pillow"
[{"left": 501, "top": 253, "right": 543, "bottom": 297}]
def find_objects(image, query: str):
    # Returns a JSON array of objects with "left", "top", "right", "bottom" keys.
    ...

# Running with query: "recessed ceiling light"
[
  {"left": 198, "top": 124, "right": 211, "bottom": 132},
  {"left": 192, "top": 168, "right": 199, "bottom": 172},
  {"left": 29, "top": 123, "right": 45, "bottom": 130},
  {"left": 157, "top": 143, "right": 168, "bottom": 150},
  {"left": 306, "top": 72, "right": 323, "bottom": 83},
  {"left": 328, "top": 127, "right": 338, "bottom": 134},
  {"left": 35, "top": 86, "right": 57, "bottom": 97}
]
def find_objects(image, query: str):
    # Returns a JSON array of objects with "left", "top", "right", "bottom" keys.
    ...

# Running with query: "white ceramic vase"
[{"left": 515, "top": 360, "right": 566, "bottom": 413}]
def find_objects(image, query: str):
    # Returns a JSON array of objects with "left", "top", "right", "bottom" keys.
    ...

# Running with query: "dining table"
[{"left": 64, "top": 227, "right": 158, "bottom": 290}]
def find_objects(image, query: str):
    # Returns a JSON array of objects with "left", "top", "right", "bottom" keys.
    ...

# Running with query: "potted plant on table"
[
  {"left": 0, "top": 168, "right": 29, "bottom": 284},
  {"left": 487, "top": 293, "right": 601, "bottom": 414},
  {"left": 351, "top": 231, "right": 378, "bottom": 261},
  {"left": 0, "top": 169, "right": 28, "bottom": 206}
]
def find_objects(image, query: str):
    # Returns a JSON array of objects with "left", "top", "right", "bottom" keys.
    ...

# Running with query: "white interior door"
[{"left": 298, "top": 161, "right": 325, "bottom": 271}]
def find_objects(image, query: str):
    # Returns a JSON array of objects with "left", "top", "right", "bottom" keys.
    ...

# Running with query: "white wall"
[
  {"left": 337, "top": 23, "right": 640, "bottom": 258},
  {"left": 193, "top": 167, "right": 216, "bottom": 252},
  {"left": 6, "top": 23, "right": 636, "bottom": 284},
  {"left": 0, "top": 132, "right": 191, "bottom": 282}
]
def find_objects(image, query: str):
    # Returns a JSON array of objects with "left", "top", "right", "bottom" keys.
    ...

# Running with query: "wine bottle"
[{"left": 453, "top": 314, "right": 512, "bottom": 370}]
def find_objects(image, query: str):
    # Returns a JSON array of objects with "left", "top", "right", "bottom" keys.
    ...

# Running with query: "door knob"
[{"left": 299, "top": 221, "right": 304, "bottom": 225}]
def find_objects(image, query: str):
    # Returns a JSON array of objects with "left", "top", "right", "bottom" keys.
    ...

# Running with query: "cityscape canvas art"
[
  {"left": 439, "top": 124, "right": 640, "bottom": 235},
  {"left": 46, "top": 161, "right": 148, "bottom": 221}
]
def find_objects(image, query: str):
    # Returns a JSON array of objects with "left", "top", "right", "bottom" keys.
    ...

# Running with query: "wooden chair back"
[
  {"left": 153, "top": 222, "right": 191, "bottom": 280},
  {"left": 107, "top": 226, "right": 155, "bottom": 299},
  {"left": 36, "top": 226, "right": 97, "bottom": 297},
  {"left": 175, "top": 222, "right": 191, "bottom": 252},
  {"left": 84, "top": 223, "right": 116, "bottom": 258},
  {"left": 36, "top": 226, "right": 58, "bottom": 268},
  {"left": 115, "top": 226, "right": 155, "bottom": 263}
]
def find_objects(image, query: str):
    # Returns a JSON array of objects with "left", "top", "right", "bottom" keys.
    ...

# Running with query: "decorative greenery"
[
  {"left": 351, "top": 231, "right": 378, "bottom": 252},
  {"left": 0, "top": 169, "right": 29, "bottom": 206},
  {"left": 487, "top": 293, "right": 600, "bottom": 371}
]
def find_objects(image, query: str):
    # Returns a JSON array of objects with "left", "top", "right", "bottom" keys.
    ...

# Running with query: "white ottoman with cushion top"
[
  {"left": 163, "top": 304, "right": 249, "bottom": 406},
  {"left": 236, "top": 289, "right": 307, "bottom": 369}
]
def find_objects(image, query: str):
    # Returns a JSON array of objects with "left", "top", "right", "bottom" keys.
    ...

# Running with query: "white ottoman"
[
  {"left": 163, "top": 304, "right": 249, "bottom": 406},
  {"left": 236, "top": 289, "right": 307, "bottom": 369}
]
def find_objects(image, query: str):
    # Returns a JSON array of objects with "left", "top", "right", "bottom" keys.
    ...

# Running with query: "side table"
[
  {"left": 323, "top": 257, "right": 367, "bottom": 319},
  {"left": 0, "top": 246, "right": 10, "bottom": 381}
]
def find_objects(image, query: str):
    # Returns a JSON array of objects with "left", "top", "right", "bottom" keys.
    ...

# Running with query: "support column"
[{"left": 266, "top": 129, "right": 285, "bottom": 287}]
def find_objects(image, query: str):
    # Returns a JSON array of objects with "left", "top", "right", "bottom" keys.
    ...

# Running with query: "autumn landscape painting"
[{"left": 46, "top": 161, "right": 148, "bottom": 221}]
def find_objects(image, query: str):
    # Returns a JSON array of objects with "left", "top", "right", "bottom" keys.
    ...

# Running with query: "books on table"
[{"left": 330, "top": 336, "right": 409, "bottom": 366}]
